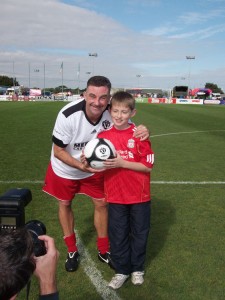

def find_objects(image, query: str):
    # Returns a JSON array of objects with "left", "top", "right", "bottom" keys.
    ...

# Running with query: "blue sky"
[{"left": 1, "top": 0, "right": 225, "bottom": 90}]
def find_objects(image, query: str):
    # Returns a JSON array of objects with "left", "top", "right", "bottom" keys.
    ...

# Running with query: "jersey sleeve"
[
  {"left": 135, "top": 139, "right": 154, "bottom": 169},
  {"left": 52, "top": 111, "right": 72, "bottom": 148}
]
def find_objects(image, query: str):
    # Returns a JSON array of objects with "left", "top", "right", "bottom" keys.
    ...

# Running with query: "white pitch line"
[
  {"left": 152, "top": 181, "right": 225, "bottom": 184},
  {"left": 0, "top": 180, "right": 44, "bottom": 184},
  {"left": 76, "top": 232, "right": 121, "bottom": 300},
  {"left": 0, "top": 180, "right": 225, "bottom": 185},
  {"left": 150, "top": 129, "right": 225, "bottom": 138}
]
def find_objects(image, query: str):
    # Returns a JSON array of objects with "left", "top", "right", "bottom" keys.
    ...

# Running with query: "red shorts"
[{"left": 42, "top": 163, "right": 105, "bottom": 201}]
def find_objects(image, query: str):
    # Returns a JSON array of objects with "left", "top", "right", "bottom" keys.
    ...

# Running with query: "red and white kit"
[{"left": 98, "top": 123, "right": 154, "bottom": 204}]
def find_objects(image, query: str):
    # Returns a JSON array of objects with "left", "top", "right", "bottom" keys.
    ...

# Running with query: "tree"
[
  {"left": 54, "top": 85, "right": 68, "bottom": 93},
  {"left": 0, "top": 75, "right": 19, "bottom": 87},
  {"left": 205, "top": 83, "right": 224, "bottom": 94}
]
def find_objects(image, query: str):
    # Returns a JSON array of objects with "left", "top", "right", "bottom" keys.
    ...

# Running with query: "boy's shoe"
[
  {"left": 65, "top": 251, "right": 80, "bottom": 272},
  {"left": 98, "top": 251, "right": 115, "bottom": 269},
  {"left": 108, "top": 274, "right": 129, "bottom": 290},
  {"left": 131, "top": 271, "right": 144, "bottom": 285}
]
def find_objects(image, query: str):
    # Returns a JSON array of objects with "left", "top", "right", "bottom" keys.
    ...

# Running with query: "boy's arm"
[{"left": 103, "top": 152, "right": 152, "bottom": 173}]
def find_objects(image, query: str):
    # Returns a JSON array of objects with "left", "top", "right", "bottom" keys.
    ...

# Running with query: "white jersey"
[{"left": 50, "top": 99, "right": 112, "bottom": 179}]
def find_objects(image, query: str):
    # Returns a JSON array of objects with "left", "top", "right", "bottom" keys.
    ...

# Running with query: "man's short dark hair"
[
  {"left": 87, "top": 76, "right": 111, "bottom": 91},
  {"left": 0, "top": 228, "right": 36, "bottom": 300}
]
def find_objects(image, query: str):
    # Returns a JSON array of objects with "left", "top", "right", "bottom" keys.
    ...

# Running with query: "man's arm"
[
  {"left": 54, "top": 144, "right": 103, "bottom": 173},
  {"left": 53, "top": 144, "right": 84, "bottom": 171}
]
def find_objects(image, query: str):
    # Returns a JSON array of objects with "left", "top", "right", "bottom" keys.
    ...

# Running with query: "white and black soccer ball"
[{"left": 84, "top": 138, "right": 116, "bottom": 169}]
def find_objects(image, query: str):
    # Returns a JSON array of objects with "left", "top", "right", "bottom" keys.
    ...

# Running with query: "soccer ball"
[{"left": 84, "top": 138, "right": 116, "bottom": 169}]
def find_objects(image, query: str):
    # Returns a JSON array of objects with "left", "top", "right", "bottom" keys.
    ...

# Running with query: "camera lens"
[{"left": 25, "top": 220, "right": 47, "bottom": 257}]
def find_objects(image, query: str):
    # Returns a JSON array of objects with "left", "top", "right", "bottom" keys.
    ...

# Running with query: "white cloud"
[
  {"left": 142, "top": 24, "right": 179, "bottom": 36},
  {"left": 179, "top": 9, "right": 225, "bottom": 25},
  {"left": 0, "top": 0, "right": 225, "bottom": 90},
  {"left": 170, "top": 24, "right": 225, "bottom": 39}
]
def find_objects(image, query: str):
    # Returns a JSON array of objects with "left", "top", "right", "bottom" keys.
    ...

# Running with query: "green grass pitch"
[{"left": 0, "top": 101, "right": 225, "bottom": 300}]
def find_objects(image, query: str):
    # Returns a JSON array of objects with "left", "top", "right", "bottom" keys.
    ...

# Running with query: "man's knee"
[
  {"left": 58, "top": 200, "right": 73, "bottom": 214},
  {"left": 59, "top": 200, "right": 72, "bottom": 207},
  {"left": 92, "top": 198, "right": 108, "bottom": 209}
]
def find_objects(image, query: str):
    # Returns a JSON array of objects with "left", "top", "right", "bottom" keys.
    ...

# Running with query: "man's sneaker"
[
  {"left": 131, "top": 271, "right": 144, "bottom": 285},
  {"left": 98, "top": 251, "right": 115, "bottom": 269},
  {"left": 65, "top": 251, "right": 80, "bottom": 272},
  {"left": 108, "top": 274, "right": 129, "bottom": 290}
]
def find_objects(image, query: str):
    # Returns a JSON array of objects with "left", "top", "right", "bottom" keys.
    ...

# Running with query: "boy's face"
[{"left": 110, "top": 102, "right": 136, "bottom": 130}]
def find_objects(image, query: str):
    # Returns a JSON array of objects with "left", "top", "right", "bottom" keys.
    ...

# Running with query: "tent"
[{"left": 190, "top": 88, "right": 212, "bottom": 97}]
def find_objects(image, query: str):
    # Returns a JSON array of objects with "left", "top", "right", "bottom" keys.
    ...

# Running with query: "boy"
[{"left": 97, "top": 91, "right": 154, "bottom": 289}]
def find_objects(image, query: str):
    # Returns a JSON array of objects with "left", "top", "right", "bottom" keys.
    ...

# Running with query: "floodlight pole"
[
  {"left": 186, "top": 56, "right": 195, "bottom": 95},
  {"left": 12, "top": 61, "right": 15, "bottom": 91},
  {"left": 88, "top": 53, "right": 98, "bottom": 75},
  {"left": 77, "top": 62, "right": 80, "bottom": 95},
  {"left": 61, "top": 62, "right": 64, "bottom": 95},
  {"left": 43, "top": 63, "right": 45, "bottom": 96},
  {"left": 28, "top": 63, "right": 31, "bottom": 89},
  {"left": 136, "top": 74, "right": 142, "bottom": 88},
  {"left": 34, "top": 68, "right": 40, "bottom": 89}
]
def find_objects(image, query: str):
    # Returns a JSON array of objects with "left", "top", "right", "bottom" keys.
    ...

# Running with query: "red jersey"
[{"left": 98, "top": 124, "right": 154, "bottom": 204}]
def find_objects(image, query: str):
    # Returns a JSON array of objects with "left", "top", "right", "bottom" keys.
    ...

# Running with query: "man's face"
[{"left": 84, "top": 85, "right": 110, "bottom": 122}]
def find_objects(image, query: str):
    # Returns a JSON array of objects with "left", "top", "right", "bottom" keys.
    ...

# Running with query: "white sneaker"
[
  {"left": 131, "top": 271, "right": 144, "bottom": 285},
  {"left": 108, "top": 274, "right": 129, "bottom": 290}
]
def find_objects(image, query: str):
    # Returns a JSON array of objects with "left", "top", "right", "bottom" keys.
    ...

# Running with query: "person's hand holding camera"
[{"left": 34, "top": 235, "right": 59, "bottom": 296}]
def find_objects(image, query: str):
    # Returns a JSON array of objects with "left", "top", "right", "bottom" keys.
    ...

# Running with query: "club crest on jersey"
[
  {"left": 102, "top": 120, "right": 111, "bottom": 130},
  {"left": 127, "top": 139, "right": 135, "bottom": 148}
]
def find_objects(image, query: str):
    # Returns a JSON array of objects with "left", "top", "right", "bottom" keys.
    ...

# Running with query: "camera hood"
[{"left": 0, "top": 188, "right": 32, "bottom": 207}]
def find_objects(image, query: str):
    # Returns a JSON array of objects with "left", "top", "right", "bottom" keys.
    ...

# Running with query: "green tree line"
[{"left": 0, "top": 75, "right": 223, "bottom": 94}]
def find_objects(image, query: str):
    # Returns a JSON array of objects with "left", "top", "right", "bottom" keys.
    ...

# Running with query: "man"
[
  {"left": 0, "top": 229, "right": 59, "bottom": 300},
  {"left": 43, "top": 76, "right": 149, "bottom": 272}
]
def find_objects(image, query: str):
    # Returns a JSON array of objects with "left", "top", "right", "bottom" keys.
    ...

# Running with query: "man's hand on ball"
[
  {"left": 80, "top": 152, "right": 105, "bottom": 173},
  {"left": 80, "top": 153, "right": 91, "bottom": 170},
  {"left": 133, "top": 124, "right": 149, "bottom": 141}
]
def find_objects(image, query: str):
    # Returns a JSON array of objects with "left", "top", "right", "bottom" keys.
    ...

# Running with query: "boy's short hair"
[
  {"left": 0, "top": 228, "right": 36, "bottom": 300},
  {"left": 110, "top": 91, "right": 135, "bottom": 110},
  {"left": 87, "top": 76, "right": 111, "bottom": 90}
]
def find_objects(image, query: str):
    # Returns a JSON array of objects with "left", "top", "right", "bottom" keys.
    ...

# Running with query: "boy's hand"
[{"left": 104, "top": 152, "right": 124, "bottom": 169}]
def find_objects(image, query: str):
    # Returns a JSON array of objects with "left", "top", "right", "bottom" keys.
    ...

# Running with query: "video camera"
[{"left": 0, "top": 188, "right": 46, "bottom": 257}]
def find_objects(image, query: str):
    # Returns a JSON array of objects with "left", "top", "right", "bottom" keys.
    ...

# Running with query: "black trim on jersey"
[
  {"left": 63, "top": 99, "right": 110, "bottom": 126},
  {"left": 84, "top": 102, "right": 109, "bottom": 126},
  {"left": 52, "top": 135, "right": 68, "bottom": 148},
  {"left": 63, "top": 100, "right": 85, "bottom": 118}
]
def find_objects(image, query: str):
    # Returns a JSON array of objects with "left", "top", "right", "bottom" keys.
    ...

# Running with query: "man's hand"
[
  {"left": 133, "top": 124, "right": 150, "bottom": 141},
  {"left": 80, "top": 152, "right": 105, "bottom": 173},
  {"left": 34, "top": 235, "right": 59, "bottom": 295}
]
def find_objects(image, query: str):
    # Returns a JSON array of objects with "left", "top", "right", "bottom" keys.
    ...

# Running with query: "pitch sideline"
[
  {"left": 151, "top": 129, "right": 225, "bottom": 138},
  {"left": 76, "top": 232, "right": 121, "bottom": 300},
  {"left": 0, "top": 180, "right": 224, "bottom": 184}
]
